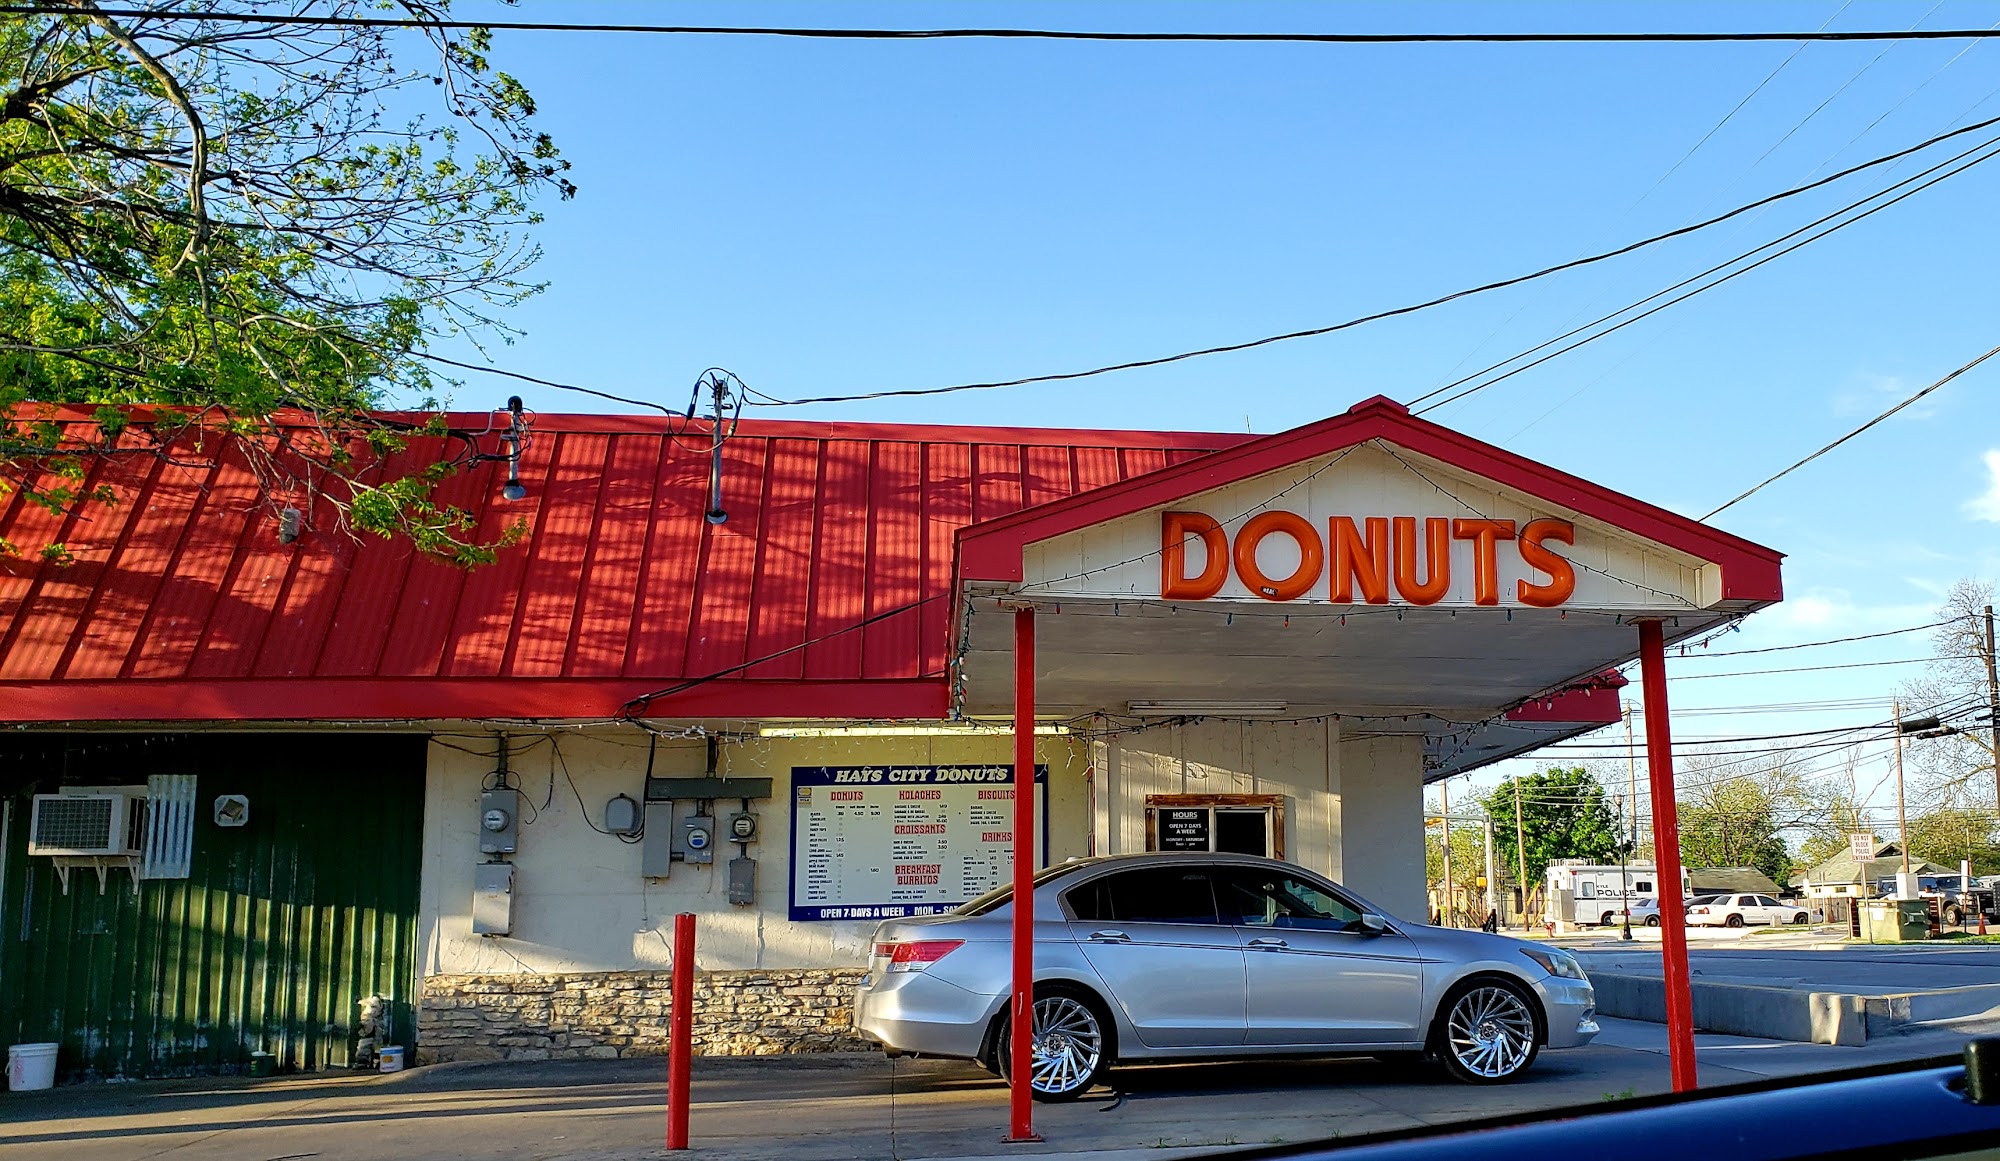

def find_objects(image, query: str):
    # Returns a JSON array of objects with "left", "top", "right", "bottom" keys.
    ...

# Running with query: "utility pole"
[
  {"left": 1623, "top": 702, "right": 1639, "bottom": 942},
  {"left": 1439, "top": 777, "right": 1453, "bottom": 927},
  {"left": 1624, "top": 703, "right": 1639, "bottom": 847},
  {"left": 1483, "top": 814, "right": 1498, "bottom": 930},
  {"left": 1616, "top": 793, "right": 1633, "bottom": 941},
  {"left": 1985, "top": 606, "right": 1999, "bottom": 818},
  {"left": 1512, "top": 777, "right": 1530, "bottom": 930},
  {"left": 1894, "top": 698, "right": 1912, "bottom": 883}
]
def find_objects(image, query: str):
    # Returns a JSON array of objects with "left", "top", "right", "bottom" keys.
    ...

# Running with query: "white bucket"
[
  {"left": 7, "top": 1043, "right": 58, "bottom": 1092},
  {"left": 377, "top": 1046, "right": 405, "bottom": 1074}
]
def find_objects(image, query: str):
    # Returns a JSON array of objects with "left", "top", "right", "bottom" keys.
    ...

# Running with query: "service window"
[
  {"left": 1143, "top": 794, "right": 1285, "bottom": 858},
  {"left": 1067, "top": 867, "right": 1221, "bottom": 925}
]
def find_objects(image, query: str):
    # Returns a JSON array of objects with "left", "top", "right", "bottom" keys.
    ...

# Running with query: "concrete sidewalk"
[{"left": 0, "top": 1020, "right": 1973, "bottom": 1161}]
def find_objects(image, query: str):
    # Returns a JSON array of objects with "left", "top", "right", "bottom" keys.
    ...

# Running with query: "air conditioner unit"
[{"left": 29, "top": 790, "right": 146, "bottom": 857}]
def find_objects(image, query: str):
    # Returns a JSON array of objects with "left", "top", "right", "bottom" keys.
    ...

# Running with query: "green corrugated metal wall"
[{"left": 0, "top": 733, "right": 425, "bottom": 1080}]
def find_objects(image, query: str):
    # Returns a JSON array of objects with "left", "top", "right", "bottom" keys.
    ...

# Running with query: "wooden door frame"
[{"left": 1142, "top": 794, "right": 1287, "bottom": 859}]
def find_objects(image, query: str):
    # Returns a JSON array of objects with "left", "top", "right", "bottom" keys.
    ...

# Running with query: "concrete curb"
[
  {"left": 1589, "top": 972, "right": 1866, "bottom": 1045},
  {"left": 1864, "top": 985, "right": 2000, "bottom": 1035}
]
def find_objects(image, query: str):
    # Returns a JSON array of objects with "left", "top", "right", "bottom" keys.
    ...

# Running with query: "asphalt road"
[{"left": 0, "top": 1018, "right": 1983, "bottom": 1161}]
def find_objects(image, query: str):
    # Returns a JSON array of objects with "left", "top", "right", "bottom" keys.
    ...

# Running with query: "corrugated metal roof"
[{"left": 0, "top": 410, "right": 1243, "bottom": 720}]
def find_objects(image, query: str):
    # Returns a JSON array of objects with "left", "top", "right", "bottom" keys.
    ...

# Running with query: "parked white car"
[{"left": 1685, "top": 893, "right": 1808, "bottom": 928}]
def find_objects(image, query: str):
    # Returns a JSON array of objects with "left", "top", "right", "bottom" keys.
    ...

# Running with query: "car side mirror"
[{"left": 1358, "top": 913, "right": 1388, "bottom": 937}]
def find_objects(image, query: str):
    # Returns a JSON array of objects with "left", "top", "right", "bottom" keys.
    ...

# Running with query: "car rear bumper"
[
  {"left": 852, "top": 970, "right": 1000, "bottom": 1061},
  {"left": 1537, "top": 977, "right": 1599, "bottom": 1049}
]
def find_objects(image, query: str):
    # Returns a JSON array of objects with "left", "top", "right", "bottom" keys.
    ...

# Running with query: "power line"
[
  {"left": 1673, "top": 619, "right": 1959, "bottom": 657},
  {"left": 414, "top": 113, "right": 2000, "bottom": 416},
  {"left": 22, "top": 10, "right": 2000, "bottom": 43},
  {"left": 1409, "top": 131, "right": 2000, "bottom": 414},
  {"left": 1702, "top": 341, "right": 2000, "bottom": 518},
  {"left": 1626, "top": 2, "right": 1849, "bottom": 211},
  {"left": 1672, "top": 654, "right": 1981, "bottom": 680},
  {"left": 751, "top": 115, "right": 2000, "bottom": 410},
  {"left": 417, "top": 352, "right": 684, "bottom": 417}
]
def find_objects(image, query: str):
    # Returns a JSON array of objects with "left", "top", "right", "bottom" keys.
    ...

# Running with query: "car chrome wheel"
[
  {"left": 1443, "top": 986, "right": 1537, "bottom": 1081},
  {"left": 998, "top": 993, "right": 1107, "bottom": 1100}
]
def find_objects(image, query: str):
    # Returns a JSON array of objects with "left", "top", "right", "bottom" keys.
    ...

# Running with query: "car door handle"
[
  {"left": 1246, "top": 938, "right": 1289, "bottom": 949},
  {"left": 1087, "top": 930, "right": 1131, "bottom": 943}
]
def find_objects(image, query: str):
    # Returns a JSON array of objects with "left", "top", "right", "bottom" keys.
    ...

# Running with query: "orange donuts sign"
[{"left": 1160, "top": 510, "right": 1577, "bottom": 607}]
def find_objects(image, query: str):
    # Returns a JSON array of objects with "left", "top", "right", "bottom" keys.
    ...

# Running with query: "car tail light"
[{"left": 877, "top": 940, "right": 963, "bottom": 973}]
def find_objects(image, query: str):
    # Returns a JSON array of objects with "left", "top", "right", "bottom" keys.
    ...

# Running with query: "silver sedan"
[{"left": 852, "top": 853, "right": 1598, "bottom": 1100}]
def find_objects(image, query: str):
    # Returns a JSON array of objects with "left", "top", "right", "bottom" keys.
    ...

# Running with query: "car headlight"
[{"left": 1520, "top": 947, "right": 1588, "bottom": 981}]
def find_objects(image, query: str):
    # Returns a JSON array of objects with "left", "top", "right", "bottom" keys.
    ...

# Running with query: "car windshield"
[{"left": 953, "top": 861, "right": 1094, "bottom": 916}]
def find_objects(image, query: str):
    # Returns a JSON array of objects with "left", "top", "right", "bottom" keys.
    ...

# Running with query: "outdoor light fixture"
[
  {"left": 499, "top": 396, "right": 528, "bottom": 501},
  {"left": 1126, "top": 699, "right": 1289, "bottom": 717}
]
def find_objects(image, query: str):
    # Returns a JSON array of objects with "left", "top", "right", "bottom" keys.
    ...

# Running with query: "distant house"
[
  {"left": 1788, "top": 842, "right": 1951, "bottom": 900},
  {"left": 1688, "top": 866, "right": 1784, "bottom": 897}
]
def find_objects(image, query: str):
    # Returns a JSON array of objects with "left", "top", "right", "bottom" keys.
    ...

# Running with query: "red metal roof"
[{"left": 0, "top": 409, "right": 1245, "bottom": 721}]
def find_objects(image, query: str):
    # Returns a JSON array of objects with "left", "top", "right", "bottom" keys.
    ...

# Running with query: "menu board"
[{"left": 789, "top": 765, "right": 1048, "bottom": 922}]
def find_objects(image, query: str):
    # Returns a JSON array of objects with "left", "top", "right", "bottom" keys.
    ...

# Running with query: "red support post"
[
  {"left": 1006, "top": 606, "right": 1042, "bottom": 1143},
  {"left": 667, "top": 911, "right": 695, "bottom": 1150},
  {"left": 1637, "top": 620, "right": 1698, "bottom": 1093}
]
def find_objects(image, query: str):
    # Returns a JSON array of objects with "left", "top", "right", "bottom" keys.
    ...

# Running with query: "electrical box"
[
  {"left": 728, "top": 856, "right": 757, "bottom": 905},
  {"left": 641, "top": 801, "right": 676, "bottom": 878},
  {"left": 479, "top": 788, "right": 517, "bottom": 855},
  {"left": 683, "top": 817, "right": 715, "bottom": 865},
  {"left": 473, "top": 863, "right": 514, "bottom": 935},
  {"left": 605, "top": 794, "right": 641, "bottom": 837}
]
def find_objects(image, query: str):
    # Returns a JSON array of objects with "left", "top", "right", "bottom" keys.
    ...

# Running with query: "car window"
[
  {"left": 1576, "top": 880, "right": 1595, "bottom": 898},
  {"left": 1756, "top": 896, "right": 1783, "bottom": 908},
  {"left": 1216, "top": 868, "right": 1363, "bottom": 931},
  {"left": 1066, "top": 867, "right": 1221, "bottom": 924}
]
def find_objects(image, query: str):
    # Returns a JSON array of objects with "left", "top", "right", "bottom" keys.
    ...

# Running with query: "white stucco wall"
[
  {"left": 1333, "top": 733, "right": 1427, "bottom": 920},
  {"left": 419, "top": 726, "right": 1093, "bottom": 977},
  {"left": 1090, "top": 719, "right": 1343, "bottom": 876},
  {"left": 1090, "top": 719, "right": 1426, "bottom": 920}
]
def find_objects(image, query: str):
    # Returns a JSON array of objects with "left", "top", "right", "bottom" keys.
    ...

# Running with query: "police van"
[{"left": 1547, "top": 860, "right": 1692, "bottom": 926}]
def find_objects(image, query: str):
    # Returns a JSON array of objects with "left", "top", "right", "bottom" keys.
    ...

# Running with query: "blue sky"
[{"left": 444, "top": 1, "right": 2000, "bottom": 831}]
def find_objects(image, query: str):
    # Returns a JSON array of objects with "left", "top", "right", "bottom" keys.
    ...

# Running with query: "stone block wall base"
[{"left": 417, "top": 968, "right": 875, "bottom": 1063}]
